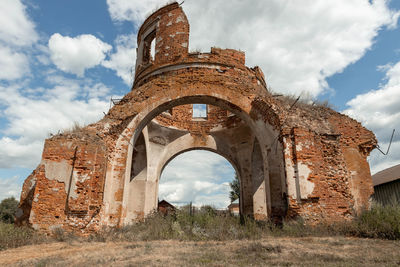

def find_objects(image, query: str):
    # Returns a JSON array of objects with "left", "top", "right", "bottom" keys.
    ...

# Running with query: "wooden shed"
[
  {"left": 372, "top": 164, "right": 400, "bottom": 205},
  {"left": 228, "top": 199, "right": 239, "bottom": 216},
  {"left": 158, "top": 200, "right": 176, "bottom": 215}
]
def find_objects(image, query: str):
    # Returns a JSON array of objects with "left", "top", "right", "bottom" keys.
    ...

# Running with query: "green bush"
[
  {"left": 343, "top": 203, "right": 400, "bottom": 240},
  {"left": 0, "top": 197, "right": 19, "bottom": 224}
]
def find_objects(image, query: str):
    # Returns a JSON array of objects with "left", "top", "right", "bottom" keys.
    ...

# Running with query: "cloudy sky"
[{"left": 0, "top": 0, "right": 399, "bottom": 208}]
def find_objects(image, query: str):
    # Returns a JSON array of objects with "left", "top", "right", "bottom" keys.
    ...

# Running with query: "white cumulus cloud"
[
  {"left": 0, "top": 0, "right": 38, "bottom": 81},
  {"left": 107, "top": 0, "right": 172, "bottom": 25},
  {"left": 0, "top": 176, "right": 22, "bottom": 201},
  {"left": 106, "top": 0, "right": 399, "bottom": 97},
  {"left": 48, "top": 33, "right": 112, "bottom": 77},
  {"left": 0, "top": 46, "right": 29, "bottom": 80},
  {"left": 0, "top": 0, "right": 38, "bottom": 47},
  {"left": 102, "top": 34, "right": 137, "bottom": 85},
  {"left": 344, "top": 61, "right": 400, "bottom": 173},
  {"left": 0, "top": 78, "right": 110, "bottom": 169}
]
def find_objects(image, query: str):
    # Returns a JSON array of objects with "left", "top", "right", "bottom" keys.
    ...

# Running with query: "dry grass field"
[
  {"left": 0, "top": 237, "right": 399, "bottom": 266},
  {"left": 1, "top": 204, "right": 399, "bottom": 266}
]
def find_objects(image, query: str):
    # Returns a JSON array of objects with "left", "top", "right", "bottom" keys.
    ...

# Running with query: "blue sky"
[{"left": 0, "top": 0, "right": 399, "bottom": 208}]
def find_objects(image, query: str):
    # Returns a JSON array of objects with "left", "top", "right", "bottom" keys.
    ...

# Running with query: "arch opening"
[{"left": 159, "top": 149, "right": 238, "bottom": 210}]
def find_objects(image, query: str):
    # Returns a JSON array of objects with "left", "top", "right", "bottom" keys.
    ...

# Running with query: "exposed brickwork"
[
  {"left": 18, "top": 2, "right": 377, "bottom": 233},
  {"left": 154, "top": 104, "right": 242, "bottom": 134}
]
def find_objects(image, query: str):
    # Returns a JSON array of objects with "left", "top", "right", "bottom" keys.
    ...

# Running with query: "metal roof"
[{"left": 372, "top": 164, "right": 400, "bottom": 186}]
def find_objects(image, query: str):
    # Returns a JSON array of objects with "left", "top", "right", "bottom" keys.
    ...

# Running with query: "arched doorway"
[{"left": 159, "top": 150, "right": 237, "bottom": 209}]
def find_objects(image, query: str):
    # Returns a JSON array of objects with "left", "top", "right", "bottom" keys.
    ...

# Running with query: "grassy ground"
[
  {"left": 0, "top": 237, "right": 399, "bottom": 266},
  {"left": 0, "top": 204, "right": 399, "bottom": 266}
]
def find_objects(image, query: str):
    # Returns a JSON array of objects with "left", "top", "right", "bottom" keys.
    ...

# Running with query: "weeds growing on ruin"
[{"left": 60, "top": 121, "right": 85, "bottom": 135}]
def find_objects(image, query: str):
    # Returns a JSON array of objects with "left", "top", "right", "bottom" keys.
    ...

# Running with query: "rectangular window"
[
  {"left": 192, "top": 104, "right": 207, "bottom": 119},
  {"left": 150, "top": 38, "right": 156, "bottom": 61}
]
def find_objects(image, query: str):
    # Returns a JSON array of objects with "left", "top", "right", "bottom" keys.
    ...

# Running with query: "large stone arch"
[{"left": 102, "top": 91, "right": 285, "bottom": 226}]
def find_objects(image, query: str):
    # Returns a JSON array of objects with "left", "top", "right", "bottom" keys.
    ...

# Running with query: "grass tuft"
[
  {"left": 338, "top": 203, "right": 400, "bottom": 240},
  {"left": 0, "top": 222, "right": 46, "bottom": 250}
]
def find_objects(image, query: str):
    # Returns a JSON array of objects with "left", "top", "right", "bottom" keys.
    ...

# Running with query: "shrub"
[
  {"left": 343, "top": 203, "right": 400, "bottom": 240},
  {"left": 0, "top": 222, "right": 46, "bottom": 250},
  {"left": 0, "top": 197, "right": 19, "bottom": 224}
]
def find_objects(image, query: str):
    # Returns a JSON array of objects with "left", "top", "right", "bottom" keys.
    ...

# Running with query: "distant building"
[
  {"left": 372, "top": 164, "right": 400, "bottom": 205},
  {"left": 158, "top": 200, "right": 175, "bottom": 215},
  {"left": 228, "top": 199, "right": 239, "bottom": 216}
]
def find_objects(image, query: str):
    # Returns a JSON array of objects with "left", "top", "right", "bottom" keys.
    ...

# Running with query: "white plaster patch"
[
  {"left": 68, "top": 171, "right": 91, "bottom": 200},
  {"left": 166, "top": 21, "right": 172, "bottom": 26},
  {"left": 75, "top": 172, "right": 90, "bottom": 183},
  {"left": 29, "top": 177, "right": 36, "bottom": 190},
  {"left": 295, "top": 141, "right": 311, "bottom": 152},
  {"left": 285, "top": 156, "right": 297, "bottom": 199},
  {"left": 181, "top": 42, "right": 188, "bottom": 48},
  {"left": 298, "top": 163, "right": 314, "bottom": 199},
  {"left": 44, "top": 159, "right": 72, "bottom": 193},
  {"left": 284, "top": 141, "right": 314, "bottom": 199},
  {"left": 176, "top": 14, "right": 185, "bottom": 23},
  {"left": 103, "top": 123, "right": 111, "bottom": 131}
]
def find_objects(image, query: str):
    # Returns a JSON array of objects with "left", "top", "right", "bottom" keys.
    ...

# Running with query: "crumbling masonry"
[{"left": 17, "top": 3, "right": 377, "bottom": 233}]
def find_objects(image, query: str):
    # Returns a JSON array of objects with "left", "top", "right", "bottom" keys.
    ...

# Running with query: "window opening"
[
  {"left": 143, "top": 30, "right": 156, "bottom": 64},
  {"left": 150, "top": 38, "right": 156, "bottom": 61},
  {"left": 192, "top": 104, "right": 207, "bottom": 119}
]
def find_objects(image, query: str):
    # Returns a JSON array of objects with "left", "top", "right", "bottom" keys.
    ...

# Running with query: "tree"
[
  {"left": 229, "top": 174, "right": 240, "bottom": 203},
  {"left": 0, "top": 197, "right": 19, "bottom": 224}
]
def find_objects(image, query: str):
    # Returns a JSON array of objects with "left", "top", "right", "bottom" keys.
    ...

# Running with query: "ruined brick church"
[{"left": 17, "top": 2, "right": 377, "bottom": 233}]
